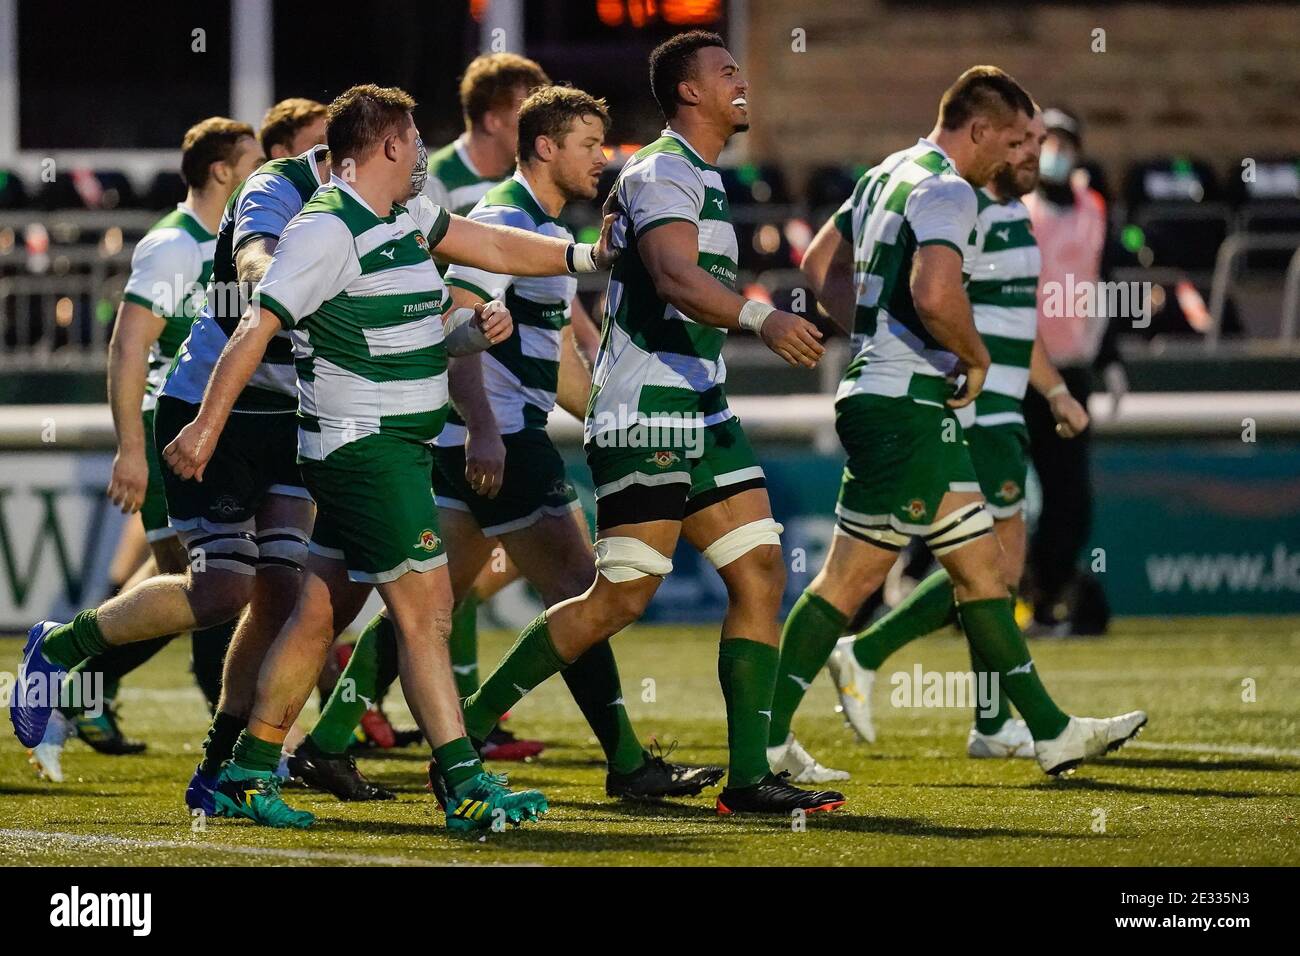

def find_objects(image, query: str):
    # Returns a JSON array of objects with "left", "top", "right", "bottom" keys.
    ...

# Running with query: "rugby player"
[
  {"left": 291, "top": 85, "right": 724, "bottom": 803},
  {"left": 10, "top": 101, "right": 329, "bottom": 804},
  {"left": 766, "top": 68, "right": 1146, "bottom": 780},
  {"left": 818, "top": 109, "right": 1093, "bottom": 759},
  {"left": 455, "top": 31, "right": 847, "bottom": 815},
  {"left": 160, "top": 84, "right": 620, "bottom": 830},
  {"left": 24, "top": 117, "right": 262, "bottom": 780}
]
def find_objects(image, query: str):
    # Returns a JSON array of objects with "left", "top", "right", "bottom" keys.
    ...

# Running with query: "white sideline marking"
[
  {"left": 1125, "top": 741, "right": 1300, "bottom": 760},
  {"left": 0, "top": 827, "right": 420, "bottom": 866}
]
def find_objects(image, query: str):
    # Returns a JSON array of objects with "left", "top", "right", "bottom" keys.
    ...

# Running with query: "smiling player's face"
[{"left": 691, "top": 45, "right": 749, "bottom": 134}]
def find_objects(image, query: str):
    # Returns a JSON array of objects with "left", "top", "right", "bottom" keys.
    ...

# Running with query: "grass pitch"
[{"left": 2, "top": 617, "right": 1298, "bottom": 866}]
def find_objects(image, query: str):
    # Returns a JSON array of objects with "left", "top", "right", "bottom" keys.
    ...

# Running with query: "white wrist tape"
[
  {"left": 1046, "top": 383, "right": 1069, "bottom": 399},
  {"left": 568, "top": 242, "right": 598, "bottom": 273},
  {"left": 739, "top": 299, "right": 775, "bottom": 333},
  {"left": 444, "top": 306, "right": 492, "bottom": 356}
]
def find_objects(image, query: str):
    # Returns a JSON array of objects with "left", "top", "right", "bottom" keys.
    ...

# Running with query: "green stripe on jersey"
[
  {"left": 271, "top": 185, "right": 452, "bottom": 457},
  {"left": 589, "top": 131, "right": 737, "bottom": 442},
  {"left": 969, "top": 188, "right": 1039, "bottom": 402}
]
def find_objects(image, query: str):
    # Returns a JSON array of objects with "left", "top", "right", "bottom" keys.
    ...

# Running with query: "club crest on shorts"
[
  {"left": 646, "top": 450, "right": 680, "bottom": 469},
  {"left": 416, "top": 529, "right": 440, "bottom": 551},
  {"left": 905, "top": 498, "right": 927, "bottom": 521},
  {"left": 997, "top": 479, "right": 1020, "bottom": 502}
]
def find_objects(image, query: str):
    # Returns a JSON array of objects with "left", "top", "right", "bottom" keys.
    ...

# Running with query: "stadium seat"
[
  {"left": 721, "top": 163, "right": 789, "bottom": 206},
  {"left": 1123, "top": 157, "right": 1230, "bottom": 273},
  {"left": 0, "top": 168, "right": 27, "bottom": 209},
  {"left": 1226, "top": 156, "right": 1300, "bottom": 270},
  {"left": 89, "top": 170, "right": 139, "bottom": 210}
]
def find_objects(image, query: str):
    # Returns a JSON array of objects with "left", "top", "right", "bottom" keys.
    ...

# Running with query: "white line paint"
[
  {"left": 1125, "top": 741, "right": 1300, "bottom": 760},
  {"left": 0, "top": 827, "right": 420, "bottom": 866}
]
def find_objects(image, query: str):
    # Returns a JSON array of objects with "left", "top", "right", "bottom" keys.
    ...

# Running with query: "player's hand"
[
  {"left": 947, "top": 363, "right": 987, "bottom": 409},
  {"left": 106, "top": 447, "right": 149, "bottom": 514},
  {"left": 1051, "top": 389, "right": 1090, "bottom": 438},
  {"left": 163, "top": 418, "right": 219, "bottom": 483},
  {"left": 593, "top": 212, "right": 621, "bottom": 270},
  {"left": 475, "top": 299, "right": 513, "bottom": 345},
  {"left": 759, "top": 310, "right": 825, "bottom": 368},
  {"left": 465, "top": 428, "right": 506, "bottom": 499}
]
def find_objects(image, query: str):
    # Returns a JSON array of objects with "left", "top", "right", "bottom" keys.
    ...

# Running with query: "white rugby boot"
[
  {"left": 967, "top": 718, "right": 1035, "bottom": 759},
  {"left": 1034, "top": 711, "right": 1148, "bottom": 776},
  {"left": 29, "top": 708, "right": 74, "bottom": 783},
  {"left": 826, "top": 637, "right": 877, "bottom": 743},
  {"left": 767, "top": 733, "right": 851, "bottom": 783}
]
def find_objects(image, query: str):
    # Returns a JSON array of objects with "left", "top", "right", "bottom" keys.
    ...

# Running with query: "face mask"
[
  {"left": 1038, "top": 143, "right": 1074, "bottom": 184},
  {"left": 408, "top": 136, "right": 429, "bottom": 199}
]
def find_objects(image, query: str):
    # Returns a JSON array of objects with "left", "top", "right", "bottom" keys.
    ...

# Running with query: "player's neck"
[
  {"left": 184, "top": 188, "right": 224, "bottom": 233},
  {"left": 333, "top": 163, "right": 399, "bottom": 217},
  {"left": 463, "top": 128, "right": 512, "bottom": 180},
  {"left": 666, "top": 116, "right": 726, "bottom": 166},
  {"left": 518, "top": 164, "right": 566, "bottom": 218},
  {"left": 928, "top": 126, "right": 972, "bottom": 179}
]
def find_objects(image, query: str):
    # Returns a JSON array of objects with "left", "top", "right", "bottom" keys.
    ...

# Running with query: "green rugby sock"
[
  {"left": 957, "top": 597, "right": 1068, "bottom": 740},
  {"left": 41, "top": 609, "right": 110, "bottom": 671},
  {"left": 719, "top": 637, "right": 779, "bottom": 788},
  {"left": 448, "top": 592, "right": 481, "bottom": 698},
  {"left": 562, "top": 640, "right": 645, "bottom": 774},
  {"left": 463, "top": 614, "right": 565, "bottom": 742},
  {"left": 309, "top": 614, "right": 391, "bottom": 756},
  {"left": 200, "top": 711, "right": 247, "bottom": 776},
  {"left": 769, "top": 590, "right": 847, "bottom": 746},
  {"left": 230, "top": 730, "right": 282, "bottom": 773},
  {"left": 435, "top": 736, "right": 484, "bottom": 796},
  {"left": 853, "top": 570, "right": 957, "bottom": 670},
  {"left": 970, "top": 645, "right": 1013, "bottom": 735},
  {"left": 58, "top": 636, "right": 172, "bottom": 719}
]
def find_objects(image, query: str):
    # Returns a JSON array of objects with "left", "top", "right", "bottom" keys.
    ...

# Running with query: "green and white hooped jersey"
[
  {"left": 833, "top": 138, "right": 978, "bottom": 406},
  {"left": 161, "top": 147, "right": 327, "bottom": 413},
  {"left": 253, "top": 177, "right": 453, "bottom": 461},
  {"left": 961, "top": 188, "right": 1040, "bottom": 427},
  {"left": 439, "top": 172, "right": 577, "bottom": 447},
  {"left": 421, "top": 134, "right": 504, "bottom": 216},
  {"left": 587, "top": 129, "right": 738, "bottom": 445},
  {"left": 120, "top": 204, "right": 216, "bottom": 412}
]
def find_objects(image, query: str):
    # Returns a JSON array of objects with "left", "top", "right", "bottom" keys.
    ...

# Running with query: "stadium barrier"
[{"left": 0, "top": 394, "right": 1296, "bottom": 630}]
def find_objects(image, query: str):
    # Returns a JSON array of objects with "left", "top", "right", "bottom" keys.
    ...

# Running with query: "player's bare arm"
[
  {"left": 162, "top": 305, "right": 282, "bottom": 482},
  {"left": 234, "top": 236, "right": 278, "bottom": 286},
  {"left": 435, "top": 211, "right": 619, "bottom": 276},
  {"left": 1029, "top": 327, "right": 1089, "bottom": 437},
  {"left": 569, "top": 293, "right": 600, "bottom": 368},
  {"left": 106, "top": 300, "right": 167, "bottom": 513},
  {"left": 800, "top": 217, "right": 856, "bottom": 334},
  {"left": 909, "top": 243, "right": 990, "bottom": 407},
  {"left": 445, "top": 284, "right": 508, "bottom": 498},
  {"left": 639, "top": 219, "right": 824, "bottom": 368}
]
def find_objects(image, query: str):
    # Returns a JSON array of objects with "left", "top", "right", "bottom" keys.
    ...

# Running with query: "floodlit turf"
[{"left": 2, "top": 617, "right": 1297, "bottom": 866}]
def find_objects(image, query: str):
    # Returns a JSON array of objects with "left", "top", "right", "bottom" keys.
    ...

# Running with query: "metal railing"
[{"left": 1206, "top": 232, "right": 1300, "bottom": 349}]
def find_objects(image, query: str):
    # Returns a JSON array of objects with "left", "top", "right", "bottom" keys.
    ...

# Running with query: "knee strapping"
[
  {"left": 924, "top": 502, "right": 993, "bottom": 556},
  {"left": 255, "top": 526, "right": 310, "bottom": 573},
  {"left": 700, "top": 518, "right": 784, "bottom": 569},
  {"left": 179, "top": 525, "right": 259, "bottom": 576},
  {"left": 594, "top": 536, "right": 673, "bottom": 583}
]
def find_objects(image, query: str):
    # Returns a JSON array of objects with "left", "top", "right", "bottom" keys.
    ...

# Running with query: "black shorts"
[
  {"left": 431, "top": 429, "right": 580, "bottom": 537},
  {"left": 154, "top": 396, "right": 309, "bottom": 531}
]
